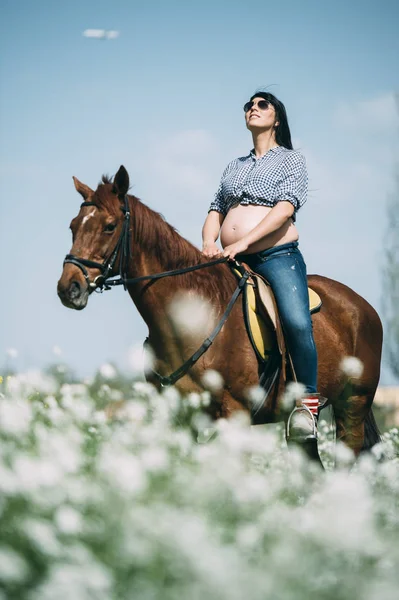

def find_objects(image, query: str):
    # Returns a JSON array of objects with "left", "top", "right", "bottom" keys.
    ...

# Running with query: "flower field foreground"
[{"left": 0, "top": 369, "right": 398, "bottom": 600}]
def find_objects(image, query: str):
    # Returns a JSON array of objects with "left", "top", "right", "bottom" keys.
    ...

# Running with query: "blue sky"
[{"left": 1, "top": 0, "right": 398, "bottom": 384}]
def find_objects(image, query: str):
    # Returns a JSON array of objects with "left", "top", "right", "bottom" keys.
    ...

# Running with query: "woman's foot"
[
  {"left": 287, "top": 393, "right": 320, "bottom": 440},
  {"left": 286, "top": 393, "right": 324, "bottom": 466}
]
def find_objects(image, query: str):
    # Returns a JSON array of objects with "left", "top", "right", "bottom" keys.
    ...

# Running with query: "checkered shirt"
[{"left": 208, "top": 146, "right": 308, "bottom": 222}]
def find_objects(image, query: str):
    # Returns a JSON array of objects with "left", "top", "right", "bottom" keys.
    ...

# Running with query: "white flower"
[
  {"left": 246, "top": 385, "right": 266, "bottom": 409},
  {"left": 0, "top": 397, "right": 32, "bottom": 435},
  {"left": 34, "top": 561, "right": 113, "bottom": 600},
  {"left": 191, "top": 411, "right": 212, "bottom": 433},
  {"left": 122, "top": 401, "right": 148, "bottom": 423},
  {"left": 22, "top": 518, "right": 61, "bottom": 557},
  {"left": 280, "top": 381, "right": 306, "bottom": 412},
  {"left": 200, "top": 391, "right": 211, "bottom": 407},
  {"left": 140, "top": 447, "right": 169, "bottom": 473},
  {"left": 0, "top": 547, "right": 29, "bottom": 583},
  {"left": 162, "top": 386, "right": 181, "bottom": 413},
  {"left": 167, "top": 291, "right": 216, "bottom": 338},
  {"left": 187, "top": 392, "right": 201, "bottom": 409},
  {"left": 201, "top": 369, "right": 224, "bottom": 393},
  {"left": 52, "top": 345, "right": 62, "bottom": 356},
  {"left": 99, "top": 449, "right": 147, "bottom": 495},
  {"left": 99, "top": 363, "right": 117, "bottom": 379},
  {"left": 236, "top": 523, "right": 261, "bottom": 549},
  {"left": 13, "top": 456, "right": 63, "bottom": 491},
  {"left": 45, "top": 395, "right": 58, "bottom": 409},
  {"left": 301, "top": 473, "right": 376, "bottom": 553},
  {"left": 93, "top": 410, "right": 107, "bottom": 425},
  {"left": 340, "top": 356, "right": 364, "bottom": 378},
  {"left": 6, "top": 348, "right": 18, "bottom": 359},
  {"left": 127, "top": 343, "right": 155, "bottom": 375},
  {"left": 55, "top": 506, "right": 83, "bottom": 535},
  {"left": 334, "top": 441, "right": 355, "bottom": 468},
  {"left": 132, "top": 381, "right": 157, "bottom": 398},
  {"left": 6, "top": 370, "right": 57, "bottom": 396}
]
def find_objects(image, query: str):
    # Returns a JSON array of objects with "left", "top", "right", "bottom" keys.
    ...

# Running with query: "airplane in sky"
[{"left": 82, "top": 29, "right": 120, "bottom": 40}]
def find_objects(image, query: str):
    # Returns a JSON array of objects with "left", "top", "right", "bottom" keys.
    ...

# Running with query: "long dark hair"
[{"left": 249, "top": 91, "right": 293, "bottom": 150}]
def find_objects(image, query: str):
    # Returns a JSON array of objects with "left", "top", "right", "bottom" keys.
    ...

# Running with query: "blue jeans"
[{"left": 238, "top": 241, "right": 318, "bottom": 394}]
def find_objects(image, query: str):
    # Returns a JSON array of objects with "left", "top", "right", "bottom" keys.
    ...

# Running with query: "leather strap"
[{"left": 147, "top": 270, "right": 250, "bottom": 387}]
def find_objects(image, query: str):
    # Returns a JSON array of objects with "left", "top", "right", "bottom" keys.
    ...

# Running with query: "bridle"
[
  {"left": 63, "top": 194, "right": 232, "bottom": 293},
  {"left": 63, "top": 195, "right": 132, "bottom": 292},
  {"left": 62, "top": 194, "right": 252, "bottom": 387}
]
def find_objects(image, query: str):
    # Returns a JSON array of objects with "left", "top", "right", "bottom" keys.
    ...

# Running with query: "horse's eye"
[{"left": 104, "top": 223, "right": 116, "bottom": 233}]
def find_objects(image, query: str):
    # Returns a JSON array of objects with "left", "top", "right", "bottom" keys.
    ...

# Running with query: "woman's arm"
[{"left": 202, "top": 211, "right": 225, "bottom": 257}]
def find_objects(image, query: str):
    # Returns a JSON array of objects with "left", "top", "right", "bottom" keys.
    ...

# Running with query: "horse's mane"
[{"left": 94, "top": 176, "right": 236, "bottom": 304}]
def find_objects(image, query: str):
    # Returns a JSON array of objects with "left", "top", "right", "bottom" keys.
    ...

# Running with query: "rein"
[{"left": 63, "top": 195, "right": 251, "bottom": 387}]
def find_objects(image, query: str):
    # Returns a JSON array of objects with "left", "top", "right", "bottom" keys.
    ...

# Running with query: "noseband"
[{"left": 63, "top": 195, "right": 132, "bottom": 293}]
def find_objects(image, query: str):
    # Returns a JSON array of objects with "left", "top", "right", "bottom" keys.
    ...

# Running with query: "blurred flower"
[
  {"left": 121, "top": 400, "right": 148, "bottom": 423},
  {"left": 21, "top": 518, "right": 61, "bottom": 557},
  {"left": 0, "top": 547, "right": 29, "bottom": 584},
  {"left": 55, "top": 506, "right": 83, "bottom": 535},
  {"left": 52, "top": 345, "right": 62, "bottom": 356},
  {"left": 99, "top": 363, "right": 117, "bottom": 379},
  {"left": 99, "top": 449, "right": 147, "bottom": 495},
  {"left": 6, "top": 370, "right": 57, "bottom": 396},
  {"left": 167, "top": 291, "right": 215, "bottom": 338},
  {"left": 246, "top": 385, "right": 266, "bottom": 409},
  {"left": 201, "top": 369, "right": 224, "bottom": 393},
  {"left": 1, "top": 363, "right": 399, "bottom": 600},
  {"left": 187, "top": 392, "right": 201, "bottom": 409},
  {"left": 127, "top": 343, "right": 155, "bottom": 375},
  {"left": 340, "top": 356, "right": 364, "bottom": 378},
  {"left": 6, "top": 348, "right": 18, "bottom": 359},
  {"left": 334, "top": 441, "right": 355, "bottom": 468},
  {"left": 140, "top": 447, "right": 169, "bottom": 473},
  {"left": 280, "top": 381, "right": 306, "bottom": 411},
  {"left": 0, "top": 397, "right": 32, "bottom": 435}
]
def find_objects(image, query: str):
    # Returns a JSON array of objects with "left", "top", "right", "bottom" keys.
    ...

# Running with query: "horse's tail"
[{"left": 361, "top": 408, "right": 381, "bottom": 452}]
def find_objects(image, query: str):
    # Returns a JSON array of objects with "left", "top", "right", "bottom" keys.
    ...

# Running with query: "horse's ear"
[
  {"left": 73, "top": 176, "right": 93, "bottom": 200},
  {"left": 113, "top": 165, "right": 129, "bottom": 198}
]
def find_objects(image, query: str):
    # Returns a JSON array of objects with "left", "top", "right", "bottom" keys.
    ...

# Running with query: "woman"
[{"left": 201, "top": 91, "right": 319, "bottom": 437}]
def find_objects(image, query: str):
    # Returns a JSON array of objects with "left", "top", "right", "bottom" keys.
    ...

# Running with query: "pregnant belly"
[{"left": 220, "top": 203, "right": 299, "bottom": 253}]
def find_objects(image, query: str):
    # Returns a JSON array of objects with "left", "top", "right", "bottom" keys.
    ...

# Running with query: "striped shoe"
[{"left": 286, "top": 393, "right": 321, "bottom": 442}]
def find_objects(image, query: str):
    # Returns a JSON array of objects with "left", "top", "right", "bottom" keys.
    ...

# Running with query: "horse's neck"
[
  {"left": 128, "top": 197, "right": 203, "bottom": 280},
  {"left": 126, "top": 197, "right": 205, "bottom": 325}
]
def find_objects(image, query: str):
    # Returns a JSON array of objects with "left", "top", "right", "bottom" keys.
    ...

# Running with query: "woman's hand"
[
  {"left": 202, "top": 241, "right": 222, "bottom": 258},
  {"left": 223, "top": 239, "right": 249, "bottom": 260}
]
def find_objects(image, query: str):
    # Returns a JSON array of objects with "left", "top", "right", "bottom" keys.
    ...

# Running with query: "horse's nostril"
[{"left": 69, "top": 280, "right": 81, "bottom": 299}]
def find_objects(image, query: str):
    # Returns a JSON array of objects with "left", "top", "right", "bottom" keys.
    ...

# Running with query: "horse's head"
[{"left": 57, "top": 165, "right": 130, "bottom": 310}]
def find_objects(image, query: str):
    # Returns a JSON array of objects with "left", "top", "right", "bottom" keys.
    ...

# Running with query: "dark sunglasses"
[{"left": 243, "top": 100, "right": 271, "bottom": 113}]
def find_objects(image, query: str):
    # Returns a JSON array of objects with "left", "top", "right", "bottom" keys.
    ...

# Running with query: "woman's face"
[{"left": 244, "top": 97, "right": 279, "bottom": 133}]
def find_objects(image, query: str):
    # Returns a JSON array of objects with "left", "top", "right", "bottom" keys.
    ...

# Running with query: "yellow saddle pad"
[
  {"left": 232, "top": 266, "right": 322, "bottom": 362},
  {"left": 245, "top": 282, "right": 322, "bottom": 361}
]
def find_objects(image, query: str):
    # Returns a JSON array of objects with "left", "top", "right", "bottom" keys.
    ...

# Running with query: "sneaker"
[{"left": 287, "top": 393, "right": 321, "bottom": 441}]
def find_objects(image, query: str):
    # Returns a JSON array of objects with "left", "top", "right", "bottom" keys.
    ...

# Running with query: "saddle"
[{"left": 232, "top": 263, "right": 322, "bottom": 400}]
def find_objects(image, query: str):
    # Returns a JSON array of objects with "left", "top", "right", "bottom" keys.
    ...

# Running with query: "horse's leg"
[{"left": 333, "top": 391, "right": 373, "bottom": 457}]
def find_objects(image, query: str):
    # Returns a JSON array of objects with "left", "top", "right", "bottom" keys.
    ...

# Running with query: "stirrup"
[{"left": 287, "top": 395, "right": 320, "bottom": 442}]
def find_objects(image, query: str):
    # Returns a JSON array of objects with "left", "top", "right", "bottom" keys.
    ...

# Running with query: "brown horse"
[{"left": 57, "top": 166, "right": 383, "bottom": 456}]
